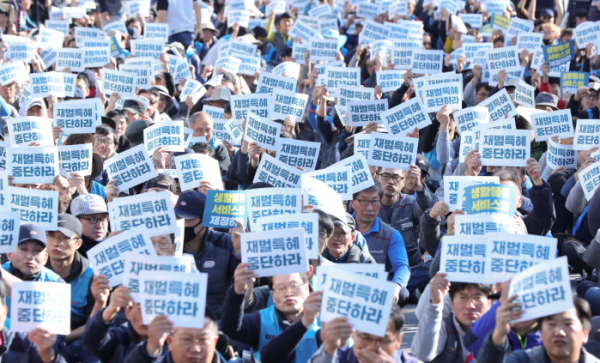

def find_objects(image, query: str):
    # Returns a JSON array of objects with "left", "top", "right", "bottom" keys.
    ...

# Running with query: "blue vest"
[
  {"left": 70, "top": 265, "right": 94, "bottom": 321},
  {"left": 2, "top": 262, "right": 63, "bottom": 329},
  {"left": 254, "top": 305, "right": 319, "bottom": 363}
]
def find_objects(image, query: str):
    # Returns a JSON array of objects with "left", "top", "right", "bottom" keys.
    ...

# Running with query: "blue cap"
[
  {"left": 174, "top": 191, "right": 207, "bottom": 219},
  {"left": 18, "top": 224, "right": 47, "bottom": 246}
]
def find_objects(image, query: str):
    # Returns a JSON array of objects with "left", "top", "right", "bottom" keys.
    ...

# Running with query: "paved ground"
[{"left": 399, "top": 273, "right": 582, "bottom": 352}]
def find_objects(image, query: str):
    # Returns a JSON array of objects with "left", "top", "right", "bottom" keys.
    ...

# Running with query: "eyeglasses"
[
  {"left": 49, "top": 236, "right": 73, "bottom": 245},
  {"left": 178, "top": 336, "right": 212, "bottom": 349},
  {"left": 354, "top": 199, "right": 381, "bottom": 207},
  {"left": 273, "top": 283, "right": 306, "bottom": 294},
  {"left": 79, "top": 216, "right": 108, "bottom": 224},
  {"left": 377, "top": 173, "right": 405, "bottom": 182},
  {"left": 355, "top": 332, "right": 399, "bottom": 346},
  {"left": 476, "top": 92, "right": 489, "bottom": 98},
  {"left": 94, "top": 138, "right": 114, "bottom": 146},
  {"left": 455, "top": 294, "right": 488, "bottom": 304},
  {"left": 152, "top": 240, "right": 173, "bottom": 249}
]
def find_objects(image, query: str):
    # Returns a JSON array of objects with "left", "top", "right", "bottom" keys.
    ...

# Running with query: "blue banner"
[
  {"left": 464, "top": 184, "right": 517, "bottom": 217},
  {"left": 202, "top": 190, "right": 248, "bottom": 229},
  {"left": 543, "top": 40, "right": 575, "bottom": 67},
  {"left": 560, "top": 71, "right": 589, "bottom": 97}
]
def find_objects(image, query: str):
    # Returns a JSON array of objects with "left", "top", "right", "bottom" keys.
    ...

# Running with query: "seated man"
[
  {"left": 71, "top": 194, "right": 110, "bottom": 258},
  {"left": 309, "top": 305, "right": 418, "bottom": 363},
  {"left": 124, "top": 308, "right": 225, "bottom": 363},
  {"left": 221, "top": 271, "right": 321, "bottom": 363},
  {"left": 411, "top": 273, "right": 493, "bottom": 362},
  {"left": 479, "top": 296, "right": 597, "bottom": 363},
  {"left": 322, "top": 214, "right": 375, "bottom": 264},
  {"left": 83, "top": 285, "right": 149, "bottom": 363}
]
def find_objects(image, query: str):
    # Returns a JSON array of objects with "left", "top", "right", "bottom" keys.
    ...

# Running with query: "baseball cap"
[
  {"left": 332, "top": 213, "right": 356, "bottom": 234},
  {"left": 416, "top": 154, "right": 430, "bottom": 175},
  {"left": 123, "top": 98, "right": 146, "bottom": 115},
  {"left": 125, "top": 120, "right": 149, "bottom": 147},
  {"left": 151, "top": 85, "right": 175, "bottom": 112},
  {"left": 174, "top": 191, "right": 207, "bottom": 219},
  {"left": 18, "top": 224, "right": 47, "bottom": 246},
  {"left": 57, "top": 214, "right": 83, "bottom": 238},
  {"left": 202, "top": 87, "right": 231, "bottom": 103},
  {"left": 27, "top": 98, "right": 46, "bottom": 110},
  {"left": 146, "top": 174, "right": 177, "bottom": 194},
  {"left": 71, "top": 194, "right": 108, "bottom": 217},
  {"left": 535, "top": 92, "right": 559, "bottom": 110},
  {"left": 202, "top": 23, "right": 216, "bottom": 31}
]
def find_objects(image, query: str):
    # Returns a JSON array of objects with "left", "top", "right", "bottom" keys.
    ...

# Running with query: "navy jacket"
[
  {"left": 0, "top": 328, "right": 68, "bottom": 363},
  {"left": 521, "top": 181, "right": 555, "bottom": 236},
  {"left": 124, "top": 341, "right": 224, "bottom": 363},
  {"left": 186, "top": 228, "right": 241, "bottom": 319},
  {"left": 83, "top": 308, "right": 141, "bottom": 363}
]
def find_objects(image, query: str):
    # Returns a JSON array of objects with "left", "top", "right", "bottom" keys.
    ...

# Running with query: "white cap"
[{"left": 71, "top": 194, "right": 108, "bottom": 217}]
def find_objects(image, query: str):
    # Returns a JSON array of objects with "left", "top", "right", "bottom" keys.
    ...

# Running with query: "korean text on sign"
[
  {"left": 107, "top": 191, "right": 178, "bottom": 237},
  {"left": 243, "top": 113, "right": 280, "bottom": 151},
  {"left": 253, "top": 154, "right": 303, "bottom": 188},
  {"left": 0, "top": 212, "right": 19, "bottom": 253},
  {"left": 175, "top": 153, "right": 224, "bottom": 192},
  {"left": 7, "top": 146, "right": 57, "bottom": 184},
  {"left": 380, "top": 97, "right": 431, "bottom": 136},
  {"left": 58, "top": 144, "right": 93, "bottom": 176},
  {"left": 578, "top": 161, "right": 600, "bottom": 201},
  {"left": 531, "top": 109, "right": 574, "bottom": 141},
  {"left": 143, "top": 121, "right": 185, "bottom": 154},
  {"left": 367, "top": 133, "right": 418, "bottom": 171},
  {"left": 275, "top": 138, "right": 320, "bottom": 172},
  {"left": 464, "top": 184, "right": 517, "bottom": 217},
  {"left": 202, "top": 190, "right": 247, "bottom": 229},
  {"left": 304, "top": 165, "right": 353, "bottom": 200},
  {"left": 247, "top": 187, "right": 301, "bottom": 228},
  {"left": 444, "top": 176, "right": 500, "bottom": 212},
  {"left": 479, "top": 129, "right": 531, "bottom": 167},
  {"left": 5, "top": 186, "right": 58, "bottom": 231},
  {"left": 573, "top": 119, "right": 600, "bottom": 150},
  {"left": 255, "top": 213, "right": 319, "bottom": 259},
  {"left": 242, "top": 228, "right": 308, "bottom": 277},
  {"left": 11, "top": 282, "right": 71, "bottom": 335},
  {"left": 105, "top": 144, "right": 158, "bottom": 191}
]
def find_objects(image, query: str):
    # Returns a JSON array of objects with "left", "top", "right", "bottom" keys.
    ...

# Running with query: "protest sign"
[
  {"left": 531, "top": 109, "right": 574, "bottom": 141},
  {"left": 7, "top": 146, "right": 57, "bottom": 184},
  {"left": 316, "top": 264, "right": 386, "bottom": 290},
  {"left": 301, "top": 176, "right": 346, "bottom": 221},
  {"left": 4, "top": 42, "right": 35, "bottom": 63},
  {"left": 508, "top": 257, "right": 572, "bottom": 323},
  {"left": 516, "top": 32, "right": 543, "bottom": 53},
  {"left": 458, "top": 13, "right": 483, "bottom": 28},
  {"left": 444, "top": 176, "right": 500, "bottom": 212},
  {"left": 243, "top": 113, "right": 280, "bottom": 151},
  {"left": 593, "top": 151, "right": 600, "bottom": 162},
  {"left": 29, "top": 72, "right": 65, "bottom": 98},
  {"left": 485, "top": 46, "right": 520, "bottom": 74},
  {"left": 455, "top": 214, "right": 514, "bottom": 236},
  {"left": 179, "top": 79, "right": 203, "bottom": 102},
  {"left": 304, "top": 165, "right": 353, "bottom": 200},
  {"left": 573, "top": 119, "right": 600, "bottom": 150},
  {"left": 288, "top": 20, "right": 319, "bottom": 43},
  {"left": 203, "top": 105, "right": 225, "bottom": 120},
  {"left": 256, "top": 72, "right": 296, "bottom": 94},
  {"left": 276, "top": 138, "right": 320, "bottom": 172},
  {"left": 357, "top": 3, "right": 379, "bottom": 19},
  {"left": 242, "top": 228, "right": 308, "bottom": 277},
  {"left": 54, "top": 98, "right": 103, "bottom": 133},
  {"left": 367, "top": 133, "right": 418, "bottom": 170},
  {"left": 544, "top": 139, "right": 577, "bottom": 179},
  {"left": 224, "top": 118, "right": 244, "bottom": 145},
  {"left": 83, "top": 47, "right": 111, "bottom": 68},
  {"left": 125, "top": 0, "right": 151, "bottom": 17},
  {"left": 122, "top": 255, "right": 196, "bottom": 302},
  {"left": 253, "top": 154, "right": 303, "bottom": 188},
  {"left": 105, "top": 144, "right": 157, "bottom": 191},
  {"left": 100, "top": 69, "right": 137, "bottom": 97},
  {"left": 579, "top": 161, "right": 600, "bottom": 200},
  {"left": 174, "top": 153, "right": 224, "bottom": 192},
  {"left": 0, "top": 141, "right": 6, "bottom": 171},
  {"left": 0, "top": 62, "right": 26, "bottom": 86},
  {"left": 212, "top": 119, "right": 233, "bottom": 144},
  {"left": 120, "top": 64, "right": 152, "bottom": 89},
  {"left": 144, "top": 23, "right": 169, "bottom": 42},
  {"left": 513, "top": 79, "right": 536, "bottom": 108},
  {"left": 143, "top": 121, "right": 185, "bottom": 154},
  {"left": 543, "top": 40, "right": 575, "bottom": 67},
  {"left": 256, "top": 211, "right": 319, "bottom": 259},
  {"left": 308, "top": 4, "right": 332, "bottom": 17},
  {"left": 464, "top": 183, "right": 518, "bottom": 216},
  {"left": 227, "top": 10, "right": 250, "bottom": 27},
  {"left": 266, "top": 0, "right": 286, "bottom": 14},
  {"left": 57, "top": 144, "right": 93, "bottom": 176},
  {"left": 202, "top": 190, "right": 247, "bottom": 229},
  {"left": 573, "top": 21, "right": 600, "bottom": 48},
  {"left": 231, "top": 54, "right": 261, "bottom": 77},
  {"left": 130, "top": 39, "right": 165, "bottom": 59},
  {"left": 560, "top": 72, "right": 589, "bottom": 97},
  {"left": 452, "top": 107, "right": 490, "bottom": 133},
  {"left": 39, "top": 47, "right": 57, "bottom": 68},
  {"left": 369, "top": 40, "right": 393, "bottom": 65},
  {"left": 81, "top": 38, "right": 111, "bottom": 50},
  {"left": 347, "top": 100, "right": 388, "bottom": 127},
  {"left": 11, "top": 282, "right": 70, "bottom": 335},
  {"left": 376, "top": 70, "right": 405, "bottom": 93},
  {"left": 271, "top": 90, "right": 308, "bottom": 122},
  {"left": 506, "top": 18, "right": 534, "bottom": 41},
  {"left": 309, "top": 38, "right": 338, "bottom": 62},
  {"left": 321, "top": 67, "right": 361, "bottom": 97},
  {"left": 354, "top": 134, "right": 371, "bottom": 160},
  {"left": 103, "top": 20, "right": 128, "bottom": 35},
  {"left": 479, "top": 129, "right": 531, "bottom": 166},
  {"left": 379, "top": 97, "right": 431, "bottom": 136},
  {"left": 56, "top": 48, "right": 83, "bottom": 72},
  {"left": 4, "top": 186, "right": 58, "bottom": 230},
  {"left": 359, "top": 20, "right": 389, "bottom": 45},
  {"left": 74, "top": 27, "right": 103, "bottom": 46},
  {"left": 139, "top": 270, "right": 208, "bottom": 328},
  {"left": 462, "top": 118, "right": 517, "bottom": 161},
  {"left": 321, "top": 269, "right": 395, "bottom": 337},
  {"left": 45, "top": 20, "right": 69, "bottom": 35},
  {"left": 0, "top": 212, "right": 19, "bottom": 253},
  {"left": 292, "top": 43, "right": 309, "bottom": 63},
  {"left": 422, "top": 80, "right": 463, "bottom": 112},
  {"left": 319, "top": 18, "right": 338, "bottom": 34},
  {"left": 410, "top": 50, "right": 443, "bottom": 74},
  {"left": 393, "top": 39, "right": 421, "bottom": 48},
  {"left": 7, "top": 117, "right": 53, "bottom": 146},
  {"left": 458, "top": 131, "right": 476, "bottom": 162},
  {"left": 391, "top": 48, "right": 413, "bottom": 70},
  {"left": 246, "top": 187, "right": 301, "bottom": 228},
  {"left": 336, "top": 154, "right": 374, "bottom": 193},
  {"left": 478, "top": 88, "right": 518, "bottom": 121},
  {"left": 107, "top": 191, "right": 178, "bottom": 238}
]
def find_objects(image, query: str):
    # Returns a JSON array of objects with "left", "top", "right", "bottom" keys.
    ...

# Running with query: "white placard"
[
  {"left": 253, "top": 154, "right": 303, "bottom": 188},
  {"left": 4, "top": 42, "right": 35, "bottom": 63},
  {"left": 231, "top": 54, "right": 261, "bottom": 76},
  {"left": 255, "top": 213, "right": 319, "bottom": 259},
  {"left": 391, "top": 48, "right": 413, "bottom": 70},
  {"left": 144, "top": 23, "right": 169, "bottom": 43},
  {"left": 479, "top": 129, "right": 531, "bottom": 167},
  {"left": 105, "top": 144, "right": 158, "bottom": 191},
  {"left": 513, "top": 80, "right": 535, "bottom": 108},
  {"left": 303, "top": 165, "right": 353, "bottom": 200},
  {"left": 508, "top": 257, "right": 572, "bottom": 323},
  {"left": 292, "top": 43, "right": 309, "bottom": 63},
  {"left": 380, "top": 97, "right": 431, "bottom": 136},
  {"left": 517, "top": 32, "right": 543, "bottom": 54},
  {"left": 45, "top": 20, "right": 70, "bottom": 35},
  {"left": 7, "top": 146, "right": 57, "bottom": 184},
  {"left": 347, "top": 99, "right": 388, "bottom": 127},
  {"left": 174, "top": 153, "right": 224, "bottom": 192},
  {"left": 228, "top": 10, "right": 250, "bottom": 28},
  {"left": 224, "top": 118, "right": 244, "bottom": 145},
  {"left": 242, "top": 228, "right": 309, "bottom": 277},
  {"left": 573, "top": 119, "right": 600, "bottom": 150},
  {"left": 276, "top": 138, "right": 320, "bottom": 172},
  {"left": 316, "top": 264, "right": 386, "bottom": 290},
  {"left": 410, "top": 49, "right": 444, "bottom": 74},
  {"left": 243, "top": 113, "right": 280, "bottom": 151},
  {"left": 266, "top": 0, "right": 286, "bottom": 14},
  {"left": 531, "top": 109, "right": 574, "bottom": 141},
  {"left": 74, "top": 27, "right": 103, "bottom": 47},
  {"left": 256, "top": 72, "right": 296, "bottom": 94},
  {"left": 309, "top": 38, "right": 338, "bottom": 62},
  {"left": 125, "top": 0, "right": 151, "bottom": 18},
  {"left": 321, "top": 67, "right": 361, "bottom": 96},
  {"left": 376, "top": 70, "right": 405, "bottom": 93},
  {"left": 453, "top": 107, "right": 490, "bottom": 133},
  {"left": 0, "top": 61, "right": 27, "bottom": 86},
  {"left": 56, "top": 48, "right": 84, "bottom": 72},
  {"left": 143, "top": 121, "right": 185, "bottom": 154},
  {"left": 246, "top": 187, "right": 301, "bottom": 227},
  {"left": 100, "top": 68, "right": 138, "bottom": 97},
  {"left": 11, "top": 282, "right": 71, "bottom": 335},
  {"left": 54, "top": 98, "right": 103, "bottom": 133},
  {"left": 422, "top": 80, "right": 463, "bottom": 112},
  {"left": 367, "top": 133, "right": 418, "bottom": 170},
  {"left": 545, "top": 138, "right": 578, "bottom": 171},
  {"left": 29, "top": 72, "right": 65, "bottom": 98},
  {"left": 357, "top": 3, "right": 380, "bottom": 19},
  {"left": 0, "top": 212, "right": 19, "bottom": 253},
  {"left": 354, "top": 133, "right": 371, "bottom": 160},
  {"left": 485, "top": 46, "right": 521, "bottom": 74},
  {"left": 179, "top": 79, "right": 203, "bottom": 102},
  {"left": 579, "top": 161, "right": 600, "bottom": 201},
  {"left": 478, "top": 88, "right": 518, "bottom": 121},
  {"left": 3, "top": 186, "right": 58, "bottom": 230},
  {"left": 107, "top": 191, "right": 178, "bottom": 237},
  {"left": 120, "top": 64, "right": 152, "bottom": 89},
  {"left": 455, "top": 214, "right": 514, "bottom": 235},
  {"left": 289, "top": 20, "right": 320, "bottom": 43},
  {"left": 214, "top": 55, "right": 242, "bottom": 75},
  {"left": 444, "top": 176, "right": 500, "bottom": 212},
  {"left": 57, "top": 144, "right": 93, "bottom": 176},
  {"left": 337, "top": 154, "right": 374, "bottom": 193},
  {"left": 271, "top": 90, "right": 308, "bottom": 122},
  {"left": 458, "top": 13, "right": 482, "bottom": 28},
  {"left": 573, "top": 21, "right": 600, "bottom": 48},
  {"left": 130, "top": 39, "right": 165, "bottom": 59},
  {"left": 8, "top": 117, "right": 54, "bottom": 146}
]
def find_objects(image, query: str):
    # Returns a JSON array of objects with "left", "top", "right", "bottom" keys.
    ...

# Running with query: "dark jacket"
[
  {"left": 0, "top": 328, "right": 68, "bottom": 363},
  {"left": 79, "top": 234, "right": 104, "bottom": 260},
  {"left": 83, "top": 308, "right": 142, "bottom": 363},
  {"left": 214, "top": 143, "right": 232, "bottom": 177},
  {"left": 378, "top": 194, "right": 423, "bottom": 266},
  {"left": 186, "top": 228, "right": 240, "bottom": 319},
  {"left": 521, "top": 181, "right": 555, "bottom": 236},
  {"left": 124, "top": 340, "right": 224, "bottom": 363},
  {"left": 321, "top": 243, "right": 376, "bottom": 264}
]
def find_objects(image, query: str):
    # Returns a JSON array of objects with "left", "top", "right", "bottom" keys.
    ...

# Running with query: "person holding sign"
[
  {"left": 72, "top": 194, "right": 110, "bottom": 258},
  {"left": 322, "top": 215, "right": 376, "bottom": 264},
  {"left": 188, "top": 112, "right": 232, "bottom": 176},
  {"left": 308, "top": 305, "right": 418, "bottom": 363},
  {"left": 265, "top": 11, "right": 294, "bottom": 63}
]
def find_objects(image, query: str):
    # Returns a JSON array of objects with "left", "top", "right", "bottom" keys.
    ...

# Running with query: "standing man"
[
  {"left": 71, "top": 194, "right": 110, "bottom": 259},
  {"left": 188, "top": 112, "right": 231, "bottom": 175},
  {"left": 350, "top": 184, "right": 411, "bottom": 306},
  {"left": 157, "top": 0, "right": 202, "bottom": 49}
]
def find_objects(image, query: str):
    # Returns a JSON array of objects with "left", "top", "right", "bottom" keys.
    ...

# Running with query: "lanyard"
[{"left": 516, "top": 333, "right": 528, "bottom": 350}]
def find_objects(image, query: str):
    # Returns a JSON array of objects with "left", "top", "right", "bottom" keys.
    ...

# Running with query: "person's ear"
[
  {"left": 397, "top": 332, "right": 404, "bottom": 345},
  {"left": 167, "top": 335, "right": 173, "bottom": 346},
  {"left": 75, "top": 238, "right": 83, "bottom": 250},
  {"left": 6, "top": 253, "right": 12, "bottom": 262},
  {"left": 41, "top": 251, "right": 48, "bottom": 265},
  {"left": 307, "top": 265, "right": 315, "bottom": 277}
]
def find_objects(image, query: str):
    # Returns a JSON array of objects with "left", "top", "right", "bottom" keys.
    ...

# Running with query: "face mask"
[
  {"left": 543, "top": 38, "right": 553, "bottom": 46},
  {"left": 184, "top": 221, "right": 202, "bottom": 243}
]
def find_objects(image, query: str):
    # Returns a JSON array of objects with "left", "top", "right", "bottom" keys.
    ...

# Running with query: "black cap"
[
  {"left": 332, "top": 213, "right": 355, "bottom": 234},
  {"left": 171, "top": 148, "right": 195, "bottom": 169},
  {"left": 123, "top": 99, "right": 146, "bottom": 115},
  {"left": 18, "top": 224, "right": 47, "bottom": 246},
  {"left": 125, "top": 120, "right": 149, "bottom": 147},
  {"left": 91, "top": 152, "right": 104, "bottom": 180},
  {"left": 174, "top": 191, "right": 207, "bottom": 219},
  {"left": 57, "top": 214, "right": 83, "bottom": 238},
  {"left": 146, "top": 174, "right": 177, "bottom": 194},
  {"left": 101, "top": 116, "right": 116, "bottom": 131},
  {"left": 416, "top": 154, "right": 430, "bottom": 175}
]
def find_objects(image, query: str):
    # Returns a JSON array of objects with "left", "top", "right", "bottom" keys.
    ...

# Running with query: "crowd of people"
[{"left": 0, "top": 0, "right": 599, "bottom": 361}]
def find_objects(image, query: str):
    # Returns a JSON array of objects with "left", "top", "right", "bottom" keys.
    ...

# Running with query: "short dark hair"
[
  {"left": 476, "top": 82, "right": 492, "bottom": 94},
  {"left": 493, "top": 36, "right": 504, "bottom": 45},
  {"left": 139, "top": 89, "right": 159, "bottom": 99},
  {"left": 95, "top": 125, "right": 119, "bottom": 145},
  {"left": 205, "top": 306, "right": 218, "bottom": 328},
  {"left": 538, "top": 296, "right": 591, "bottom": 331},
  {"left": 448, "top": 283, "right": 492, "bottom": 300},
  {"left": 76, "top": 74, "right": 90, "bottom": 89},
  {"left": 63, "top": 133, "right": 93, "bottom": 146},
  {"left": 283, "top": 47, "right": 293, "bottom": 58},
  {"left": 224, "top": 103, "right": 232, "bottom": 116},
  {"left": 107, "top": 109, "right": 126, "bottom": 119},
  {"left": 314, "top": 209, "right": 334, "bottom": 238},
  {"left": 353, "top": 182, "right": 383, "bottom": 200},
  {"left": 221, "top": 72, "right": 237, "bottom": 86},
  {"left": 575, "top": 8, "right": 588, "bottom": 19},
  {"left": 515, "top": 115, "right": 533, "bottom": 130},
  {"left": 389, "top": 305, "right": 405, "bottom": 333},
  {"left": 190, "top": 142, "right": 215, "bottom": 158},
  {"left": 494, "top": 169, "right": 521, "bottom": 187}
]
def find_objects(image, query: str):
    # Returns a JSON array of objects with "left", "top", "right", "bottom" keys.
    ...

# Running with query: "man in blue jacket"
[{"left": 173, "top": 190, "right": 242, "bottom": 318}]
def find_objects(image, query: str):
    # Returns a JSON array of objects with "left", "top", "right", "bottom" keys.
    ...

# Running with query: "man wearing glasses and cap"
[
  {"left": 71, "top": 194, "right": 110, "bottom": 259},
  {"left": 322, "top": 214, "right": 376, "bottom": 264}
]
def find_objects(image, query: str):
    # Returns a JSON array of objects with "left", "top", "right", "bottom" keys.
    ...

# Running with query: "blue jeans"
[{"left": 168, "top": 31, "right": 193, "bottom": 50}]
